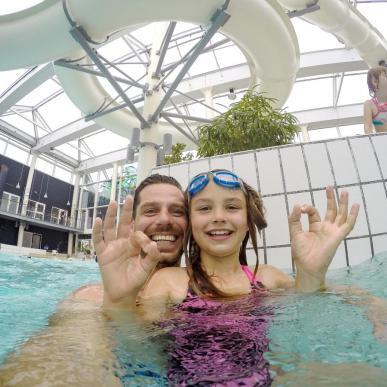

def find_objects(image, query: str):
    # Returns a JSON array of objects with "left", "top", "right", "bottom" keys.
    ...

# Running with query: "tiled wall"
[{"left": 153, "top": 133, "right": 387, "bottom": 270}]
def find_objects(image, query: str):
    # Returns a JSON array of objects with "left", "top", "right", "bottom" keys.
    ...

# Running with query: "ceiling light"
[{"left": 228, "top": 88, "right": 236, "bottom": 100}]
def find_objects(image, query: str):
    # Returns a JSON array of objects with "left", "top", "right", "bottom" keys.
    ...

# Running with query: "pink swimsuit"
[
  {"left": 372, "top": 96, "right": 387, "bottom": 126},
  {"left": 165, "top": 266, "right": 274, "bottom": 386}
]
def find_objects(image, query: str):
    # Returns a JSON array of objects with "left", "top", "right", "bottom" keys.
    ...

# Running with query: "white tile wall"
[
  {"left": 362, "top": 183, "right": 387, "bottom": 234},
  {"left": 349, "top": 137, "right": 381, "bottom": 182},
  {"left": 256, "top": 149, "right": 283, "bottom": 195},
  {"left": 327, "top": 139, "right": 358, "bottom": 185},
  {"left": 233, "top": 153, "right": 259, "bottom": 191},
  {"left": 209, "top": 156, "right": 232, "bottom": 171},
  {"left": 304, "top": 143, "right": 334, "bottom": 189},
  {"left": 371, "top": 134, "right": 387, "bottom": 178},
  {"left": 156, "top": 134, "right": 387, "bottom": 269},
  {"left": 188, "top": 159, "right": 210, "bottom": 180},
  {"left": 346, "top": 238, "right": 372, "bottom": 266},
  {"left": 280, "top": 146, "right": 309, "bottom": 192},
  {"left": 263, "top": 195, "right": 289, "bottom": 246}
]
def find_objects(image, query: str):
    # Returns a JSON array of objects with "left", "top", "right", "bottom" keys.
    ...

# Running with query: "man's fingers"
[
  {"left": 103, "top": 201, "right": 118, "bottom": 243},
  {"left": 288, "top": 204, "right": 303, "bottom": 239},
  {"left": 117, "top": 196, "right": 134, "bottom": 239},
  {"left": 324, "top": 186, "right": 337, "bottom": 223},
  {"left": 335, "top": 190, "right": 349, "bottom": 226},
  {"left": 92, "top": 217, "right": 106, "bottom": 256},
  {"left": 130, "top": 231, "right": 160, "bottom": 264}
]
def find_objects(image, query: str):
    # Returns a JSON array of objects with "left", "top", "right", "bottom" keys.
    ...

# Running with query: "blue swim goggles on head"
[{"left": 188, "top": 170, "right": 243, "bottom": 198}]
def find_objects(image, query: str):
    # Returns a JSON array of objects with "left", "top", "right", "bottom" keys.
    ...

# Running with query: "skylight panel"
[
  {"left": 292, "top": 18, "right": 344, "bottom": 53},
  {"left": 0, "top": 69, "right": 27, "bottom": 93},
  {"left": 338, "top": 73, "right": 369, "bottom": 106},
  {"left": 130, "top": 24, "right": 157, "bottom": 47},
  {"left": 18, "top": 79, "right": 62, "bottom": 107},
  {"left": 358, "top": 3, "right": 387, "bottom": 39},
  {"left": 4, "top": 143, "right": 29, "bottom": 164},
  {"left": 213, "top": 45, "right": 246, "bottom": 68},
  {"left": 164, "top": 46, "right": 182, "bottom": 66},
  {"left": 1, "top": 113, "right": 35, "bottom": 137},
  {"left": 56, "top": 144, "right": 79, "bottom": 160},
  {"left": 285, "top": 78, "right": 333, "bottom": 112},
  {"left": 37, "top": 93, "right": 82, "bottom": 130},
  {"left": 339, "top": 124, "right": 364, "bottom": 137},
  {"left": 189, "top": 52, "right": 219, "bottom": 76},
  {"left": 83, "top": 130, "right": 129, "bottom": 156},
  {"left": 98, "top": 37, "right": 132, "bottom": 62}
]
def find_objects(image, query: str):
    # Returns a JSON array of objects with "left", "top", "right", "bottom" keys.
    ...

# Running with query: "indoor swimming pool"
[{"left": 0, "top": 252, "right": 387, "bottom": 386}]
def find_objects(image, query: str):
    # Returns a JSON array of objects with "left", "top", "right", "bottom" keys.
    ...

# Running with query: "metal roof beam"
[
  {"left": 0, "top": 64, "right": 54, "bottom": 115},
  {"left": 76, "top": 148, "right": 129, "bottom": 173},
  {"left": 293, "top": 103, "right": 363, "bottom": 130},
  {"left": 33, "top": 119, "right": 101, "bottom": 152}
]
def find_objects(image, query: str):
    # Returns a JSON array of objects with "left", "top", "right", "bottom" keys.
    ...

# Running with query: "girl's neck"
[{"left": 200, "top": 251, "right": 242, "bottom": 278}]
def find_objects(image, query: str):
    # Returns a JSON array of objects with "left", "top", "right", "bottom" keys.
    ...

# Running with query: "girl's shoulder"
[{"left": 255, "top": 264, "right": 294, "bottom": 290}]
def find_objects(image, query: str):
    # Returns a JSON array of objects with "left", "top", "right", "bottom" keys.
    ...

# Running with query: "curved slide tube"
[
  {"left": 278, "top": 0, "right": 387, "bottom": 67},
  {"left": 0, "top": 0, "right": 299, "bottom": 143}
]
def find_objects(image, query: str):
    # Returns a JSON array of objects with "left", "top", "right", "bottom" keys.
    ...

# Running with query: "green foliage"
[
  {"left": 120, "top": 165, "right": 137, "bottom": 196},
  {"left": 164, "top": 143, "right": 194, "bottom": 165},
  {"left": 101, "top": 165, "right": 137, "bottom": 197},
  {"left": 196, "top": 90, "right": 299, "bottom": 157}
]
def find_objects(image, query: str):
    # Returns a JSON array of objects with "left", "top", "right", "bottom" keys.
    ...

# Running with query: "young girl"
[
  {"left": 364, "top": 66, "right": 387, "bottom": 134},
  {"left": 138, "top": 170, "right": 358, "bottom": 385}
]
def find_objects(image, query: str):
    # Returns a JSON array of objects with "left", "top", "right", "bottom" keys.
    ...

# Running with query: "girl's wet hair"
[
  {"left": 367, "top": 66, "right": 387, "bottom": 96},
  {"left": 183, "top": 169, "right": 267, "bottom": 298}
]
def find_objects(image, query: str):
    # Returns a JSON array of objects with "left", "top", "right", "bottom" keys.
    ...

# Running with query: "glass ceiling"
[{"left": 0, "top": 0, "right": 386, "bottom": 183}]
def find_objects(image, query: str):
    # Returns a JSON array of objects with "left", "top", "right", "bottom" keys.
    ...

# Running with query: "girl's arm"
[{"left": 363, "top": 100, "right": 375, "bottom": 134}]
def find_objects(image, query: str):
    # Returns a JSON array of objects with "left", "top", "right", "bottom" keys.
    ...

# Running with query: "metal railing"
[{"left": 0, "top": 197, "right": 82, "bottom": 231}]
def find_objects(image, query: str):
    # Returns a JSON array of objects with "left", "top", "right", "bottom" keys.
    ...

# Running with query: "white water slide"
[{"left": 0, "top": 0, "right": 386, "bottom": 146}]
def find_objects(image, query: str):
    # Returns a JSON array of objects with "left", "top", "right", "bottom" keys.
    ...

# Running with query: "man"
[{"left": 72, "top": 174, "right": 187, "bottom": 307}]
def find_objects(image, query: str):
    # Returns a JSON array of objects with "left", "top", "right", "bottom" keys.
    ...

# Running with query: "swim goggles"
[{"left": 188, "top": 171, "right": 244, "bottom": 198}]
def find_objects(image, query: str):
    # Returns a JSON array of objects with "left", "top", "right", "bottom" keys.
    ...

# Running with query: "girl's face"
[{"left": 190, "top": 179, "right": 249, "bottom": 260}]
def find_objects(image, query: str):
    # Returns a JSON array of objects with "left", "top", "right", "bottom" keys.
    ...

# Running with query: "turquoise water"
[
  {"left": 0, "top": 251, "right": 387, "bottom": 385},
  {"left": 0, "top": 253, "right": 100, "bottom": 363}
]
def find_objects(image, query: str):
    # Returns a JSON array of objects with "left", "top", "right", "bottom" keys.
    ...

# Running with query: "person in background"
[{"left": 364, "top": 65, "right": 387, "bottom": 134}]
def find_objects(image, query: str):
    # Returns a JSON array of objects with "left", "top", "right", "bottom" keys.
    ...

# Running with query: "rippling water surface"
[{"left": 1, "top": 251, "right": 387, "bottom": 386}]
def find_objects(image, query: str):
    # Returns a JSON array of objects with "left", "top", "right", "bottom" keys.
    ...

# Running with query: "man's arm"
[{"left": 0, "top": 298, "right": 122, "bottom": 386}]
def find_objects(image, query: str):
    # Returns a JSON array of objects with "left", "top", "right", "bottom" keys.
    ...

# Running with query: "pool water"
[
  {"left": 0, "top": 251, "right": 387, "bottom": 386},
  {"left": 0, "top": 253, "right": 100, "bottom": 363}
]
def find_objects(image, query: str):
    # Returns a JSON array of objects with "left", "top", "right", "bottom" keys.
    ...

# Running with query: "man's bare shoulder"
[
  {"left": 150, "top": 266, "right": 188, "bottom": 285},
  {"left": 70, "top": 283, "right": 104, "bottom": 302}
]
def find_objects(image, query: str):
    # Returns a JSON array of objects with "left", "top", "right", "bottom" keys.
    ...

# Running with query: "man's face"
[{"left": 133, "top": 183, "right": 187, "bottom": 265}]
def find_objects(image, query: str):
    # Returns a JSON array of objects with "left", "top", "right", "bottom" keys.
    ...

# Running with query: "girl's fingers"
[
  {"left": 324, "top": 186, "right": 337, "bottom": 223},
  {"left": 344, "top": 203, "right": 360, "bottom": 233},
  {"left": 302, "top": 205, "right": 321, "bottom": 232},
  {"left": 288, "top": 204, "right": 303, "bottom": 238},
  {"left": 335, "top": 190, "right": 349, "bottom": 226}
]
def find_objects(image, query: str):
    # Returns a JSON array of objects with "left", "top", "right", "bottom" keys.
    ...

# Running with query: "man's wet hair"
[{"left": 132, "top": 174, "right": 183, "bottom": 218}]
